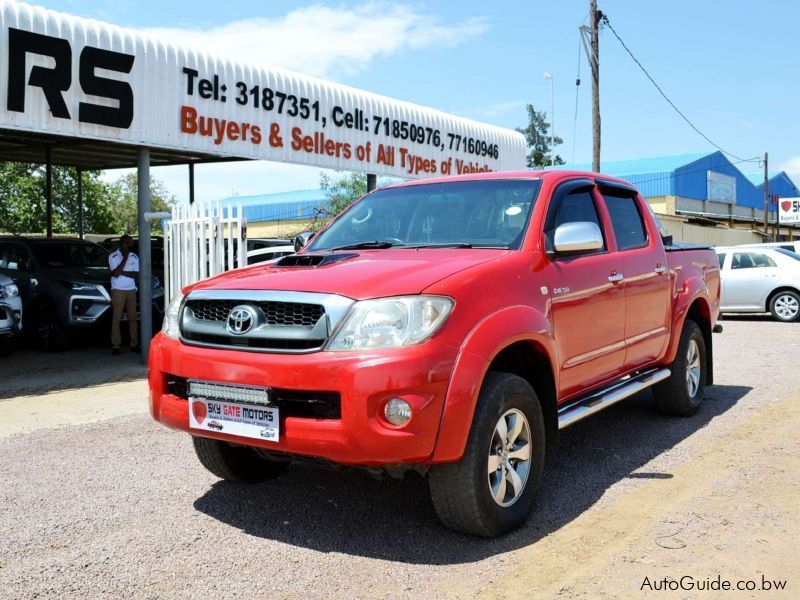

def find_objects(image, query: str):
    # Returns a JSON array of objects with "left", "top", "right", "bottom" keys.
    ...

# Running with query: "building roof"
[
  {"left": 217, "top": 189, "right": 327, "bottom": 223},
  {"left": 553, "top": 151, "right": 800, "bottom": 210}
]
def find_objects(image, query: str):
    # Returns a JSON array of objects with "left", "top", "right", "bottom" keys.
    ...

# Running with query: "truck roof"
[{"left": 382, "top": 169, "right": 635, "bottom": 190}]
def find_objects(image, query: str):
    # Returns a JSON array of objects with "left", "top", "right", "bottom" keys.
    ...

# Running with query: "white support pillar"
[{"left": 137, "top": 147, "right": 152, "bottom": 364}]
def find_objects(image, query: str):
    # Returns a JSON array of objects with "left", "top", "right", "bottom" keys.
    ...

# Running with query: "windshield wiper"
[{"left": 324, "top": 241, "right": 401, "bottom": 252}]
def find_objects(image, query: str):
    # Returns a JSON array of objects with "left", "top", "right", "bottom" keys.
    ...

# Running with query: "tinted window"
[
  {"left": 544, "top": 189, "right": 605, "bottom": 252},
  {"left": 716, "top": 253, "right": 726, "bottom": 269},
  {"left": 603, "top": 193, "right": 647, "bottom": 250},
  {"left": 31, "top": 242, "right": 108, "bottom": 268},
  {"left": 775, "top": 248, "right": 800, "bottom": 262},
  {"left": 0, "top": 244, "right": 32, "bottom": 271},
  {"left": 731, "top": 252, "right": 777, "bottom": 269}
]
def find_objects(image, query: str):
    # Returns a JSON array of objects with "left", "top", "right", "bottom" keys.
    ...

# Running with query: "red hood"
[{"left": 189, "top": 249, "right": 509, "bottom": 299}]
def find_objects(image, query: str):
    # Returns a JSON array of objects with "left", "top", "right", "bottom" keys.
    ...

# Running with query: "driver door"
[{"left": 542, "top": 180, "right": 627, "bottom": 400}]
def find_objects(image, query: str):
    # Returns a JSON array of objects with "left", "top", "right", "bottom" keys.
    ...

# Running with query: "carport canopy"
[{"left": 1, "top": 1, "right": 526, "bottom": 362}]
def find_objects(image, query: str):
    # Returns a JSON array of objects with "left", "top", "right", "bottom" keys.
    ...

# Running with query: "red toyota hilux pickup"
[{"left": 149, "top": 170, "right": 721, "bottom": 537}]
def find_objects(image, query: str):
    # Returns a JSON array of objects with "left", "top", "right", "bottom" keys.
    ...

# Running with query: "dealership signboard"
[
  {"left": 778, "top": 197, "right": 800, "bottom": 224},
  {"left": 0, "top": 1, "right": 525, "bottom": 178},
  {"left": 706, "top": 171, "right": 736, "bottom": 204}
]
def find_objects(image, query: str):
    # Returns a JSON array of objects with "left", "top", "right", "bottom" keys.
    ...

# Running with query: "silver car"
[
  {"left": 715, "top": 247, "right": 800, "bottom": 322},
  {"left": 0, "top": 273, "right": 23, "bottom": 355}
]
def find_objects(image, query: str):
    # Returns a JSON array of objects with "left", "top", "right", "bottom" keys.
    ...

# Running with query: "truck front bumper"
[{"left": 148, "top": 334, "right": 459, "bottom": 466}]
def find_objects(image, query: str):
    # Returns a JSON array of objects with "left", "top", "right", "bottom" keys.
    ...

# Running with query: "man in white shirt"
[{"left": 108, "top": 235, "right": 140, "bottom": 355}]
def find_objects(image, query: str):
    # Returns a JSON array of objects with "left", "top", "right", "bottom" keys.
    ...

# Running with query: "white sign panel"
[
  {"left": 0, "top": 1, "right": 525, "bottom": 178},
  {"left": 707, "top": 171, "right": 736, "bottom": 204},
  {"left": 778, "top": 197, "right": 800, "bottom": 224}
]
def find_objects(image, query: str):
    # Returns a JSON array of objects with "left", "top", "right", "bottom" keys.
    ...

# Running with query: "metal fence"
[{"left": 163, "top": 202, "right": 245, "bottom": 302}]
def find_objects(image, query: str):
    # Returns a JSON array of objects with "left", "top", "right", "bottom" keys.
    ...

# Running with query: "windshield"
[
  {"left": 775, "top": 248, "right": 800, "bottom": 261},
  {"left": 33, "top": 242, "right": 109, "bottom": 268},
  {"left": 307, "top": 179, "right": 541, "bottom": 252}
]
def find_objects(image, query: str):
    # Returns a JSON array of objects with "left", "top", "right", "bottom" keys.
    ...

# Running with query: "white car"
[
  {"left": 735, "top": 240, "right": 800, "bottom": 254},
  {"left": 715, "top": 246, "right": 800, "bottom": 322},
  {"left": 246, "top": 245, "right": 295, "bottom": 265},
  {"left": 0, "top": 274, "right": 22, "bottom": 355}
]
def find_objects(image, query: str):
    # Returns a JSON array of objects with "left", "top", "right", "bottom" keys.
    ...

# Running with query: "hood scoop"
[{"left": 274, "top": 253, "right": 358, "bottom": 268}]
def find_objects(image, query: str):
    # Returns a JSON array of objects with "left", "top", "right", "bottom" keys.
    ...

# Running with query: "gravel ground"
[{"left": 0, "top": 317, "right": 798, "bottom": 598}]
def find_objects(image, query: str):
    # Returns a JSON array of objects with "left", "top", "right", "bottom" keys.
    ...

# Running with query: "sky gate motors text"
[{"left": 181, "top": 67, "right": 501, "bottom": 161}]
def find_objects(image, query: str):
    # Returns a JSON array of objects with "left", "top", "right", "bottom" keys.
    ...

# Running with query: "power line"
[{"left": 601, "top": 14, "right": 758, "bottom": 164}]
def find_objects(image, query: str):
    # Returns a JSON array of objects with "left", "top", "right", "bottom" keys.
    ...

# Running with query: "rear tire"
[
  {"left": 192, "top": 436, "right": 289, "bottom": 483},
  {"left": 32, "top": 304, "right": 67, "bottom": 352},
  {"left": 653, "top": 320, "right": 706, "bottom": 416},
  {"left": 429, "top": 372, "right": 545, "bottom": 537},
  {"left": 769, "top": 290, "right": 800, "bottom": 322}
]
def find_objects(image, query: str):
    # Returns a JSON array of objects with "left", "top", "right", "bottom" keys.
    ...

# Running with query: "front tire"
[
  {"left": 192, "top": 436, "right": 289, "bottom": 483},
  {"left": 769, "top": 290, "right": 800, "bottom": 322},
  {"left": 653, "top": 320, "right": 706, "bottom": 416},
  {"left": 32, "top": 305, "right": 67, "bottom": 352},
  {"left": 429, "top": 372, "right": 545, "bottom": 537}
]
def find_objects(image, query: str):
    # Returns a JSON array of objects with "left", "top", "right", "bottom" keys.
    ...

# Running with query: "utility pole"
[
  {"left": 762, "top": 152, "right": 769, "bottom": 240},
  {"left": 590, "top": 0, "right": 601, "bottom": 172},
  {"left": 544, "top": 72, "right": 555, "bottom": 166}
]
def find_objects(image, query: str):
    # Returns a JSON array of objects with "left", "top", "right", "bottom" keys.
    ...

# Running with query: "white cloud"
[{"left": 144, "top": 3, "right": 488, "bottom": 79}]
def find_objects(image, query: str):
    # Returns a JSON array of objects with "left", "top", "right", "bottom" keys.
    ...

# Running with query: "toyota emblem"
[{"left": 226, "top": 305, "right": 258, "bottom": 335}]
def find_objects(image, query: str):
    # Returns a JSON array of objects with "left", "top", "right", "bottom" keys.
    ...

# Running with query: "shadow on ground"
[
  {"left": 193, "top": 384, "right": 750, "bottom": 564},
  {"left": 0, "top": 343, "right": 146, "bottom": 399}
]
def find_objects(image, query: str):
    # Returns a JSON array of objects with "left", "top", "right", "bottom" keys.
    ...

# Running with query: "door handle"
[
  {"left": 654, "top": 265, "right": 667, "bottom": 274},
  {"left": 608, "top": 273, "right": 624, "bottom": 283}
]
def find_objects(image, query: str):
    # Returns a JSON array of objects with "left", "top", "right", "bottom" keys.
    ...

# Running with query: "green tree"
[
  {"left": 516, "top": 104, "right": 565, "bottom": 169},
  {"left": 107, "top": 172, "right": 175, "bottom": 235},
  {"left": 0, "top": 163, "right": 118, "bottom": 234},
  {"left": 315, "top": 172, "right": 367, "bottom": 230}
]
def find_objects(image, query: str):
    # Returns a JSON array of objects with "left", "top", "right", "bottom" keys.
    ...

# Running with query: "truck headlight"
[
  {"left": 326, "top": 295, "right": 453, "bottom": 351},
  {"left": 162, "top": 291, "right": 185, "bottom": 339},
  {"left": 2, "top": 283, "right": 18, "bottom": 298}
]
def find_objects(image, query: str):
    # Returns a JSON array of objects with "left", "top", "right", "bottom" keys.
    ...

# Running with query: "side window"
[
  {"left": 544, "top": 188, "right": 605, "bottom": 252},
  {"left": 731, "top": 252, "right": 776, "bottom": 269},
  {"left": 3, "top": 244, "right": 31, "bottom": 271},
  {"left": 716, "top": 253, "right": 726, "bottom": 269},
  {"left": 0, "top": 244, "right": 8, "bottom": 268},
  {"left": 602, "top": 192, "right": 647, "bottom": 250}
]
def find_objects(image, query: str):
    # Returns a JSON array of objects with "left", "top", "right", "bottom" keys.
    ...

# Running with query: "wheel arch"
[
  {"left": 765, "top": 286, "right": 800, "bottom": 313},
  {"left": 431, "top": 305, "right": 557, "bottom": 463}
]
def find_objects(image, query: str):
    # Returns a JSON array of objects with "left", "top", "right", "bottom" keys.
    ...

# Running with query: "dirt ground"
[{"left": 0, "top": 317, "right": 798, "bottom": 598}]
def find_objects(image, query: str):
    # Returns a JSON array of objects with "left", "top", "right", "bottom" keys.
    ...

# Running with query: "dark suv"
[{"left": 0, "top": 237, "right": 164, "bottom": 351}]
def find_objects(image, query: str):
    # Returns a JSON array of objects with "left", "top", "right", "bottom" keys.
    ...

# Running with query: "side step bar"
[{"left": 558, "top": 368, "right": 671, "bottom": 429}]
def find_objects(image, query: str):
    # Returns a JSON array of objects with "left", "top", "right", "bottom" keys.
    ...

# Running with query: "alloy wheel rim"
[
  {"left": 775, "top": 295, "right": 799, "bottom": 319},
  {"left": 686, "top": 338, "right": 701, "bottom": 398},
  {"left": 487, "top": 408, "right": 532, "bottom": 507}
]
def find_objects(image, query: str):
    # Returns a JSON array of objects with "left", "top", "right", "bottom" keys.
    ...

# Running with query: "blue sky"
[{"left": 45, "top": 0, "right": 800, "bottom": 202}]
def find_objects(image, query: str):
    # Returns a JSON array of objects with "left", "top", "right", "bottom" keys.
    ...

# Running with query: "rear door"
[
  {"left": 543, "top": 179, "right": 626, "bottom": 400},
  {"left": 724, "top": 251, "right": 780, "bottom": 309},
  {"left": 598, "top": 183, "right": 671, "bottom": 370}
]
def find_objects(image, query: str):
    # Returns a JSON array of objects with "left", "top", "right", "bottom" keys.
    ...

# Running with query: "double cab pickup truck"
[{"left": 149, "top": 170, "right": 721, "bottom": 537}]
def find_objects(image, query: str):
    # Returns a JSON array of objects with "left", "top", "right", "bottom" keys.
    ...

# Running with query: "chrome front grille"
[
  {"left": 187, "top": 299, "right": 325, "bottom": 327},
  {"left": 179, "top": 290, "right": 354, "bottom": 354}
]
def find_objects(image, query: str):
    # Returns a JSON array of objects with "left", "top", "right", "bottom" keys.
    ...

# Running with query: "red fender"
[
  {"left": 431, "top": 305, "right": 556, "bottom": 463},
  {"left": 664, "top": 273, "right": 713, "bottom": 364}
]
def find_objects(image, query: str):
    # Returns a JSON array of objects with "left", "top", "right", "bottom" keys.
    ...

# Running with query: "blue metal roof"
[
  {"left": 551, "top": 151, "right": 800, "bottom": 211},
  {"left": 217, "top": 189, "right": 327, "bottom": 222}
]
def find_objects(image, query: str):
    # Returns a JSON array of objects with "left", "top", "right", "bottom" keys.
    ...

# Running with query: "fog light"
[{"left": 384, "top": 398, "right": 412, "bottom": 426}]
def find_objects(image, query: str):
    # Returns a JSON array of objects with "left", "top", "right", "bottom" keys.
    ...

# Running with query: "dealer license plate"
[{"left": 189, "top": 397, "right": 279, "bottom": 442}]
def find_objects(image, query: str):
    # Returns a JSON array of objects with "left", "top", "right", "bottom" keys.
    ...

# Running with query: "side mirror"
[
  {"left": 294, "top": 231, "right": 314, "bottom": 252},
  {"left": 553, "top": 222, "right": 604, "bottom": 255}
]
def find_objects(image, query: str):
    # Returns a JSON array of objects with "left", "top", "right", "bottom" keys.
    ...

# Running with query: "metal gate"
[{"left": 163, "top": 201, "right": 246, "bottom": 302}]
